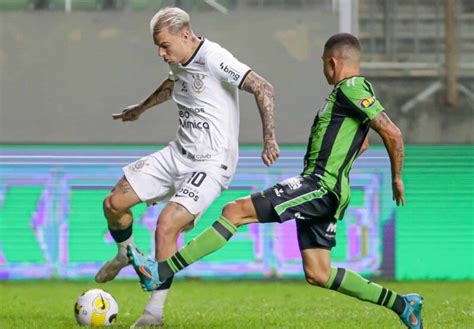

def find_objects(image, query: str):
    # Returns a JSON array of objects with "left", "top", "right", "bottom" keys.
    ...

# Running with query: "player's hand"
[
  {"left": 261, "top": 139, "right": 280, "bottom": 167},
  {"left": 112, "top": 104, "right": 145, "bottom": 122},
  {"left": 392, "top": 178, "right": 405, "bottom": 206}
]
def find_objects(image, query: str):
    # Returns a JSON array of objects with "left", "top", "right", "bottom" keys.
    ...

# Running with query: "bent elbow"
[{"left": 264, "top": 81, "right": 275, "bottom": 96}]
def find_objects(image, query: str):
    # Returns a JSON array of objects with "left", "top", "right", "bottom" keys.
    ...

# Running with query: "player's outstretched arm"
[
  {"left": 241, "top": 71, "right": 279, "bottom": 166},
  {"left": 112, "top": 78, "right": 174, "bottom": 122},
  {"left": 369, "top": 112, "right": 405, "bottom": 206}
]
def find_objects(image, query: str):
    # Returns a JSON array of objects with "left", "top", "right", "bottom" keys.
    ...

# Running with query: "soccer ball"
[{"left": 74, "top": 289, "right": 119, "bottom": 326}]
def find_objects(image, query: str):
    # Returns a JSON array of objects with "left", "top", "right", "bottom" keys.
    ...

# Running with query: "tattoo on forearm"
[
  {"left": 141, "top": 80, "right": 173, "bottom": 109},
  {"left": 370, "top": 112, "right": 404, "bottom": 178},
  {"left": 394, "top": 145, "right": 404, "bottom": 177},
  {"left": 154, "top": 80, "right": 173, "bottom": 105},
  {"left": 242, "top": 72, "right": 276, "bottom": 141},
  {"left": 155, "top": 86, "right": 173, "bottom": 104}
]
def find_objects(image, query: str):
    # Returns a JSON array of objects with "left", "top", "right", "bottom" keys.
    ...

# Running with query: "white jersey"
[{"left": 168, "top": 38, "right": 251, "bottom": 175}]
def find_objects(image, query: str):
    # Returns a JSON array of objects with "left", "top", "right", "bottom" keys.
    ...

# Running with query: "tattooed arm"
[
  {"left": 241, "top": 71, "right": 279, "bottom": 166},
  {"left": 112, "top": 79, "right": 174, "bottom": 122},
  {"left": 369, "top": 112, "right": 405, "bottom": 206}
]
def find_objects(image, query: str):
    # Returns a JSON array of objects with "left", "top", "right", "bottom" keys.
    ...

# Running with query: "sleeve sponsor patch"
[
  {"left": 359, "top": 96, "right": 376, "bottom": 109},
  {"left": 219, "top": 62, "right": 241, "bottom": 82}
]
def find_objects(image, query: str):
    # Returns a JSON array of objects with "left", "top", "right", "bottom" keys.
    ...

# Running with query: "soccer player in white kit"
[{"left": 94, "top": 7, "right": 279, "bottom": 327}]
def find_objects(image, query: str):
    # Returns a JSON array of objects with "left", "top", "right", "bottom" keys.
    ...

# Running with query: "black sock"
[
  {"left": 392, "top": 295, "right": 407, "bottom": 315},
  {"left": 158, "top": 261, "right": 174, "bottom": 282},
  {"left": 156, "top": 276, "right": 174, "bottom": 290},
  {"left": 108, "top": 225, "right": 132, "bottom": 243}
]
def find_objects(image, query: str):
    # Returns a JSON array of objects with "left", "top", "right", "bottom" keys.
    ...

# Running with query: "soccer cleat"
[
  {"left": 399, "top": 294, "right": 424, "bottom": 329},
  {"left": 95, "top": 248, "right": 129, "bottom": 283},
  {"left": 127, "top": 244, "right": 163, "bottom": 291},
  {"left": 129, "top": 310, "right": 163, "bottom": 328}
]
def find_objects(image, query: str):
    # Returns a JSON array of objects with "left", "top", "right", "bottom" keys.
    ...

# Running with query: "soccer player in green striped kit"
[{"left": 129, "top": 33, "right": 424, "bottom": 328}]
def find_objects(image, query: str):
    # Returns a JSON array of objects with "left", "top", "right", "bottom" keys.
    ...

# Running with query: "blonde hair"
[{"left": 150, "top": 7, "right": 191, "bottom": 35}]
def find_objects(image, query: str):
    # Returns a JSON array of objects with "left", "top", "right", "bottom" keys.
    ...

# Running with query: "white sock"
[
  {"left": 116, "top": 234, "right": 134, "bottom": 260},
  {"left": 144, "top": 289, "right": 169, "bottom": 319}
]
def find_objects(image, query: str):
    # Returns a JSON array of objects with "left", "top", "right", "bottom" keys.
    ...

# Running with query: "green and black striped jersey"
[{"left": 302, "top": 76, "right": 384, "bottom": 220}]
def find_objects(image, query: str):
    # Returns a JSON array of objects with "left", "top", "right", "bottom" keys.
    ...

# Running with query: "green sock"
[
  {"left": 324, "top": 267, "right": 406, "bottom": 315},
  {"left": 158, "top": 216, "right": 237, "bottom": 280}
]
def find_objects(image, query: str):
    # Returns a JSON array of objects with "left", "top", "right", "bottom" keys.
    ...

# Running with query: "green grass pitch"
[{"left": 1, "top": 280, "right": 473, "bottom": 328}]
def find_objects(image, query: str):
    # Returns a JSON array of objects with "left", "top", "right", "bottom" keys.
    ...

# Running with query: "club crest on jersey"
[
  {"left": 359, "top": 97, "right": 376, "bottom": 109},
  {"left": 192, "top": 74, "right": 206, "bottom": 93}
]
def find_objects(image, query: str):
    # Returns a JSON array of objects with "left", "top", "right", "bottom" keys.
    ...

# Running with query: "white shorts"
[{"left": 122, "top": 142, "right": 233, "bottom": 217}]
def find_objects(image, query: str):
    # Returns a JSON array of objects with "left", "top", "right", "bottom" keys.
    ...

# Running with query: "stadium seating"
[
  {"left": 0, "top": 0, "right": 30, "bottom": 10},
  {"left": 359, "top": 0, "right": 474, "bottom": 64}
]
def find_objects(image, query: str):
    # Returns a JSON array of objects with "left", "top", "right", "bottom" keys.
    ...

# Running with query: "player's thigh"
[
  {"left": 105, "top": 176, "right": 141, "bottom": 212},
  {"left": 122, "top": 148, "right": 175, "bottom": 204},
  {"left": 170, "top": 170, "right": 224, "bottom": 225}
]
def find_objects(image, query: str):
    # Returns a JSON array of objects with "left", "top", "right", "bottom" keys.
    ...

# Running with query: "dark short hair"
[{"left": 324, "top": 33, "right": 360, "bottom": 53}]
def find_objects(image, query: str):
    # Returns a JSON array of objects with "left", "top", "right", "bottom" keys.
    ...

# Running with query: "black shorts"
[{"left": 251, "top": 175, "right": 339, "bottom": 250}]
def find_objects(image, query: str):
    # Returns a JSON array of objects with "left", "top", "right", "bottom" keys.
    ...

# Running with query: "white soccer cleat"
[
  {"left": 130, "top": 310, "right": 164, "bottom": 328},
  {"left": 95, "top": 249, "right": 129, "bottom": 283}
]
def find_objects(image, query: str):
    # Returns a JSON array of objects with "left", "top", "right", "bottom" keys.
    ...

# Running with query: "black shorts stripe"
[
  {"left": 175, "top": 252, "right": 189, "bottom": 268},
  {"left": 329, "top": 268, "right": 346, "bottom": 291},
  {"left": 377, "top": 288, "right": 387, "bottom": 305},
  {"left": 212, "top": 221, "right": 234, "bottom": 240},
  {"left": 383, "top": 290, "right": 393, "bottom": 307},
  {"left": 170, "top": 256, "right": 184, "bottom": 271}
]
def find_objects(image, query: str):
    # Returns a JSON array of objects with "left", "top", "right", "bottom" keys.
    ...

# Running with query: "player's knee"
[
  {"left": 103, "top": 195, "right": 124, "bottom": 218},
  {"left": 156, "top": 216, "right": 180, "bottom": 240},
  {"left": 304, "top": 269, "right": 330, "bottom": 287},
  {"left": 222, "top": 200, "right": 245, "bottom": 226}
]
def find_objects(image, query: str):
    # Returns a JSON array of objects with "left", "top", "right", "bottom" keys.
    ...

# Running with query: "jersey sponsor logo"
[
  {"left": 179, "top": 118, "right": 210, "bottom": 130},
  {"left": 219, "top": 62, "right": 240, "bottom": 81},
  {"left": 178, "top": 104, "right": 206, "bottom": 114},
  {"left": 175, "top": 187, "right": 200, "bottom": 202},
  {"left": 186, "top": 152, "right": 212, "bottom": 161},
  {"left": 283, "top": 177, "right": 303, "bottom": 191},
  {"left": 274, "top": 188, "right": 284, "bottom": 197},
  {"left": 294, "top": 212, "right": 306, "bottom": 220},
  {"left": 326, "top": 222, "right": 337, "bottom": 233},
  {"left": 178, "top": 110, "right": 210, "bottom": 130},
  {"left": 191, "top": 74, "right": 206, "bottom": 93},
  {"left": 359, "top": 96, "right": 376, "bottom": 109},
  {"left": 195, "top": 56, "right": 206, "bottom": 66}
]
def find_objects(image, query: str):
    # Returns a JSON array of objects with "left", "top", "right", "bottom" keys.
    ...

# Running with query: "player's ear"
[
  {"left": 329, "top": 57, "right": 337, "bottom": 70},
  {"left": 181, "top": 28, "right": 190, "bottom": 42}
]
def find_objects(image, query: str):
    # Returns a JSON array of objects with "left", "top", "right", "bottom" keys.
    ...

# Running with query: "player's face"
[
  {"left": 153, "top": 29, "right": 189, "bottom": 65},
  {"left": 321, "top": 50, "right": 336, "bottom": 85}
]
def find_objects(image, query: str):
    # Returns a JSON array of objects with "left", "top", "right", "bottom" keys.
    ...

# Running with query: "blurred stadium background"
[{"left": 0, "top": 0, "right": 473, "bottom": 286}]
